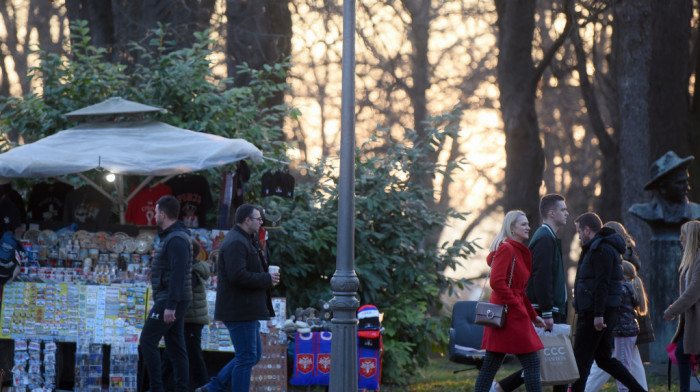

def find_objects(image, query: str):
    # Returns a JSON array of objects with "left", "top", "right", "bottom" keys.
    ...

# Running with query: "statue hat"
[{"left": 644, "top": 150, "right": 694, "bottom": 190}]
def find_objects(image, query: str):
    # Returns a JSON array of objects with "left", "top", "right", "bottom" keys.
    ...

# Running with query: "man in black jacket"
[
  {"left": 570, "top": 212, "right": 645, "bottom": 392},
  {"left": 139, "top": 195, "right": 192, "bottom": 392},
  {"left": 197, "top": 204, "right": 280, "bottom": 392}
]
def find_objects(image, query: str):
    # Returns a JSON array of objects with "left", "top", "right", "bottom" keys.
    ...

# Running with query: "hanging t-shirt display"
[
  {"left": 0, "top": 182, "right": 27, "bottom": 224},
  {"left": 126, "top": 183, "right": 172, "bottom": 226},
  {"left": 63, "top": 185, "right": 113, "bottom": 226},
  {"left": 28, "top": 181, "right": 74, "bottom": 222},
  {"left": 164, "top": 174, "right": 213, "bottom": 228},
  {"left": 261, "top": 170, "right": 295, "bottom": 198}
]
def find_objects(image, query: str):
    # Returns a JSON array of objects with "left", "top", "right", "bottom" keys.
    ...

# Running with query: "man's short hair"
[
  {"left": 539, "top": 194, "right": 565, "bottom": 218},
  {"left": 235, "top": 204, "right": 259, "bottom": 224},
  {"left": 575, "top": 212, "right": 602, "bottom": 232},
  {"left": 156, "top": 195, "right": 180, "bottom": 220}
]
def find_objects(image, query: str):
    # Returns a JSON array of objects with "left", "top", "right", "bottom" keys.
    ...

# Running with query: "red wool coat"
[{"left": 481, "top": 239, "right": 544, "bottom": 354}]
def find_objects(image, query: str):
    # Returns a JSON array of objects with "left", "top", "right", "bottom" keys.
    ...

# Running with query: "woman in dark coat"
[{"left": 474, "top": 210, "right": 546, "bottom": 392}]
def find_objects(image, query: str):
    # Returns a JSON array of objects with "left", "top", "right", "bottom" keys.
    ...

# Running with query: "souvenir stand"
[{"left": 0, "top": 98, "right": 288, "bottom": 391}]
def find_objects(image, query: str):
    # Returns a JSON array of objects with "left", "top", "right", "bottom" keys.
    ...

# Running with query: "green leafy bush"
[
  {"left": 266, "top": 108, "right": 477, "bottom": 383},
  {"left": 0, "top": 20, "right": 292, "bottom": 161}
]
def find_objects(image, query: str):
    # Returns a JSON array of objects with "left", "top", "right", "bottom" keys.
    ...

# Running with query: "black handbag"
[{"left": 474, "top": 256, "right": 515, "bottom": 328}]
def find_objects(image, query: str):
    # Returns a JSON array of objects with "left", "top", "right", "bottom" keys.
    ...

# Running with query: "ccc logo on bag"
[{"left": 543, "top": 346, "right": 567, "bottom": 356}]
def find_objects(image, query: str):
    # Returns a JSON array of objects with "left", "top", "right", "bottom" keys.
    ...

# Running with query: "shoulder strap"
[
  {"left": 479, "top": 256, "right": 516, "bottom": 302},
  {"left": 507, "top": 256, "right": 515, "bottom": 288}
]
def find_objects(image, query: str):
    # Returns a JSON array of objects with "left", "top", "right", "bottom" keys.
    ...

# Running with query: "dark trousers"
[
  {"left": 498, "top": 313, "right": 568, "bottom": 392},
  {"left": 475, "top": 351, "right": 542, "bottom": 392},
  {"left": 570, "top": 308, "right": 645, "bottom": 392},
  {"left": 163, "top": 323, "right": 209, "bottom": 390},
  {"left": 139, "top": 300, "right": 190, "bottom": 392},
  {"left": 676, "top": 333, "right": 691, "bottom": 392}
]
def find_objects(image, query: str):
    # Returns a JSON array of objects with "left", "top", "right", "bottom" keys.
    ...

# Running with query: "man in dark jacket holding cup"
[{"left": 197, "top": 204, "right": 280, "bottom": 392}]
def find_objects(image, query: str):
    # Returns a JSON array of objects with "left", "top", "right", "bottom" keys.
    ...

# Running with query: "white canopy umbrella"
[
  {"left": 64, "top": 97, "right": 166, "bottom": 118},
  {"left": 0, "top": 119, "right": 263, "bottom": 223}
]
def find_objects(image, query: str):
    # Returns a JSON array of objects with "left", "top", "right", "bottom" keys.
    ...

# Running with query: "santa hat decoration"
[{"left": 357, "top": 304, "right": 381, "bottom": 339}]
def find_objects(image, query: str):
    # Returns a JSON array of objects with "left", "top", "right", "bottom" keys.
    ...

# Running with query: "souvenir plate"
[
  {"left": 73, "top": 230, "right": 93, "bottom": 248},
  {"left": 113, "top": 232, "right": 130, "bottom": 240},
  {"left": 94, "top": 231, "right": 110, "bottom": 253},
  {"left": 135, "top": 232, "right": 155, "bottom": 254},
  {"left": 37, "top": 230, "right": 58, "bottom": 246},
  {"left": 135, "top": 239, "right": 151, "bottom": 254},
  {"left": 58, "top": 230, "right": 75, "bottom": 244},
  {"left": 136, "top": 232, "right": 155, "bottom": 242},
  {"left": 73, "top": 230, "right": 90, "bottom": 240},
  {"left": 122, "top": 238, "right": 136, "bottom": 254},
  {"left": 23, "top": 229, "right": 41, "bottom": 245},
  {"left": 107, "top": 235, "right": 125, "bottom": 254}
]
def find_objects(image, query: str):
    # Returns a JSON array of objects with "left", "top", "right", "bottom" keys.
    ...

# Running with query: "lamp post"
[{"left": 329, "top": 0, "right": 359, "bottom": 390}]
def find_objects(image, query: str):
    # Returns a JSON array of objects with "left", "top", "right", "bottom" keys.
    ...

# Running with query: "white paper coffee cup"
[{"left": 269, "top": 265, "right": 280, "bottom": 274}]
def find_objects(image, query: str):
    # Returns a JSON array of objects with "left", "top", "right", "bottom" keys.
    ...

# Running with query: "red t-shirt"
[{"left": 126, "top": 184, "right": 172, "bottom": 226}]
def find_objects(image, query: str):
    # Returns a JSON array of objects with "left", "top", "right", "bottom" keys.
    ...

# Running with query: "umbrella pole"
[{"left": 116, "top": 174, "right": 126, "bottom": 224}]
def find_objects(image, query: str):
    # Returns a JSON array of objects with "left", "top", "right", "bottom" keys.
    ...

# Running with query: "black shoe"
[{"left": 194, "top": 386, "right": 209, "bottom": 392}]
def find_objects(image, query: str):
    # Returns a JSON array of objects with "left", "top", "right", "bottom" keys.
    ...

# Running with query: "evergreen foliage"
[{"left": 267, "top": 109, "right": 477, "bottom": 383}]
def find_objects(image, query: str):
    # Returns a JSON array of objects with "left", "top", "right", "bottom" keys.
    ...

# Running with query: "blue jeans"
[{"left": 206, "top": 321, "right": 262, "bottom": 392}]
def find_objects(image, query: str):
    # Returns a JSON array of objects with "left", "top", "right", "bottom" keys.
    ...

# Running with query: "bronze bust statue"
[{"left": 629, "top": 151, "right": 700, "bottom": 225}]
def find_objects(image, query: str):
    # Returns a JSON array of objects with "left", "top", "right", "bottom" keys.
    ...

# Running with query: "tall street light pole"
[{"left": 329, "top": 0, "right": 359, "bottom": 390}]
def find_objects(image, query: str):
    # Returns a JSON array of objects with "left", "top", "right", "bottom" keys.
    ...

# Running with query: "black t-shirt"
[
  {"left": 0, "top": 184, "right": 26, "bottom": 225},
  {"left": 64, "top": 185, "right": 113, "bottom": 225},
  {"left": 28, "top": 181, "right": 74, "bottom": 222},
  {"left": 165, "top": 174, "right": 214, "bottom": 228},
  {"left": 261, "top": 170, "right": 294, "bottom": 198}
]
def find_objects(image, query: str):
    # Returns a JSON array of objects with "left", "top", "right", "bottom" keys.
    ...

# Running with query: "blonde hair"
[
  {"left": 622, "top": 258, "right": 650, "bottom": 316},
  {"left": 621, "top": 260, "right": 636, "bottom": 281},
  {"left": 489, "top": 210, "right": 527, "bottom": 253},
  {"left": 621, "top": 260, "right": 645, "bottom": 312},
  {"left": 680, "top": 220, "right": 700, "bottom": 277},
  {"left": 604, "top": 221, "right": 636, "bottom": 248}
]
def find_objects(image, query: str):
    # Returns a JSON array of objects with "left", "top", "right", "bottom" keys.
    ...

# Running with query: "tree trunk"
[
  {"left": 139, "top": 0, "right": 216, "bottom": 49},
  {"left": 402, "top": 0, "right": 436, "bottom": 210},
  {"left": 67, "top": 0, "right": 216, "bottom": 61},
  {"left": 495, "top": 0, "right": 543, "bottom": 224},
  {"left": 569, "top": 1, "right": 621, "bottom": 221},
  {"left": 225, "top": 0, "right": 292, "bottom": 86},
  {"left": 65, "top": 0, "right": 117, "bottom": 58},
  {"left": 648, "top": 0, "right": 692, "bottom": 162},
  {"left": 614, "top": 0, "right": 654, "bottom": 359},
  {"left": 688, "top": 0, "right": 700, "bottom": 201}
]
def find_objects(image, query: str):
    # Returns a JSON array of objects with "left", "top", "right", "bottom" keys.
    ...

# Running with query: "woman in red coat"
[{"left": 474, "top": 210, "right": 546, "bottom": 392}]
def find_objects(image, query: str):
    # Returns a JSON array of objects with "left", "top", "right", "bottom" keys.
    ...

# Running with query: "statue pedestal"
[{"left": 646, "top": 235, "right": 681, "bottom": 362}]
